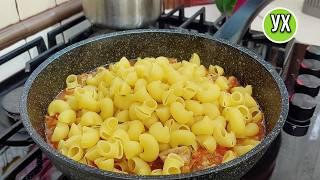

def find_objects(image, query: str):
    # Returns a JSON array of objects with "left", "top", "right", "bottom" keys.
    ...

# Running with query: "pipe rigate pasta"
[
  {"left": 139, "top": 133, "right": 159, "bottom": 162},
  {"left": 45, "top": 53, "right": 265, "bottom": 175}
]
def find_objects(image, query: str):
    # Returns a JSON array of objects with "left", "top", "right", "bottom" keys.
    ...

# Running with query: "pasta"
[{"left": 45, "top": 53, "right": 265, "bottom": 175}]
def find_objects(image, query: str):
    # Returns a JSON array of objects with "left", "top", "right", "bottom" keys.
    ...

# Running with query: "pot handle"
[{"left": 213, "top": 0, "right": 273, "bottom": 44}]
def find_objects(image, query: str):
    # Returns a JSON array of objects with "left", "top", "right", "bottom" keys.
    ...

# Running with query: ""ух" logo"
[{"left": 263, "top": 8, "right": 298, "bottom": 43}]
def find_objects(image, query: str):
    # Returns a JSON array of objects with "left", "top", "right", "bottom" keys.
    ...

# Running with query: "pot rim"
[{"left": 20, "top": 29, "right": 289, "bottom": 179}]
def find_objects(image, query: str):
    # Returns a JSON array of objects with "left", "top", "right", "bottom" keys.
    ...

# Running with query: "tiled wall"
[{"left": 0, "top": 0, "right": 91, "bottom": 82}]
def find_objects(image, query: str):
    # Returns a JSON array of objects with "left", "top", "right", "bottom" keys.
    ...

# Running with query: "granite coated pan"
[{"left": 20, "top": 0, "right": 289, "bottom": 179}]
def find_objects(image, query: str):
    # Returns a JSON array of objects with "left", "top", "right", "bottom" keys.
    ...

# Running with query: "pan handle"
[{"left": 213, "top": 0, "right": 273, "bottom": 44}]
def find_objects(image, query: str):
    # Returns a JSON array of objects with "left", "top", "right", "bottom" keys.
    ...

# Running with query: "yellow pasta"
[
  {"left": 58, "top": 109, "right": 76, "bottom": 124},
  {"left": 51, "top": 122, "right": 69, "bottom": 142},
  {"left": 162, "top": 89, "right": 177, "bottom": 106},
  {"left": 117, "top": 121, "right": 129, "bottom": 131},
  {"left": 244, "top": 123, "right": 260, "bottom": 137},
  {"left": 170, "top": 102, "right": 193, "bottom": 124},
  {"left": 224, "top": 107, "right": 245, "bottom": 136},
  {"left": 113, "top": 94, "right": 132, "bottom": 110},
  {"left": 67, "top": 144, "right": 84, "bottom": 161},
  {"left": 185, "top": 100, "right": 203, "bottom": 116},
  {"left": 149, "top": 63, "right": 164, "bottom": 81},
  {"left": 222, "top": 150, "right": 236, "bottom": 163},
  {"left": 212, "top": 116, "right": 227, "bottom": 129},
  {"left": 115, "top": 110, "right": 129, "bottom": 123},
  {"left": 81, "top": 126, "right": 99, "bottom": 148},
  {"left": 215, "top": 76, "right": 229, "bottom": 91},
  {"left": 94, "top": 157, "right": 114, "bottom": 171},
  {"left": 231, "top": 85, "right": 252, "bottom": 95},
  {"left": 189, "top": 53, "right": 201, "bottom": 65},
  {"left": 100, "top": 97, "right": 114, "bottom": 119},
  {"left": 97, "top": 139, "right": 123, "bottom": 159},
  {"left": 128, "top": 120, "right": 145, "bottom": 141},
  {"left": 66, "top": 74, "right": 79, "bottom": 88},
  {"left": 112, "top": 128, "right": 130, "bottom": 142},
  {"left": 46, "top": 53, "right": 266, "bottom": 175},
  {"left": 80, "top": 111, "right": 102, "bottom": 126},
  {"left": 171, "top": 81, "right": 184, "bottom": 96},
  {"left": 85, "top": 145, "right": 100, "bottom": 161},
  {"left": 142, "top": 112, "right": 159, "bottom": 128},
  {"left": 219, "top": 92, "right": 232, "bottom": 107},
  {"left": 213, "top": 126, "right": 236, "bottom": 147},
  {"left": 250, "top": 107, "right": 263, "bottom": 122},
  {"left": 182, "top": 81, "right": 198, "bottom": 100},
  {"left": 244, "top": 93, "right": 258, "bottom": 107},
  {"left": 208, "top": 65, "right": 224, "bottom": 76},
  {"left": 196, "top": 84, "right": 220, "bottom": 103},
  {"left": 149, "top": 122, "right": 170, "bottom": 143},
  {"left": 147, "top": 81, "right": 165, "bottom": 102},
  {"left": 155, "top": 105, "right": 171, "bottom": 123},
  {"left": 134, "top": 99, "right": 158, "bottom": 121},
  {"left": 48, "top": 100, "right": 71, "bottom": 116},
  {"left": 68, "top": 123, "right": 82, "bottom": 138},
  {"left": 236, "top": 105, "right": 252, "bottom": 123},
  {"left": 124, "top": 140, "right": 142, "bottom": 159},
  {"left": 196, "top": 135, "right": 216, "bottom": 153},
  {"left": 65, "top": 95, "right": 79, "bottom": 111},
  {"left": 159, "top": 143, "right": 171, "bottom": 152},
  {"left": 233, "top": 145, "right": 255, "bottom": 156},
  {"left": 100, "top": 117, "right": 118, "bottom": 140},
  {"left": 170, "top": 130, "right": 197, "bottom": 150},
  {"left": 139, "top": 133, "right": 159, "bottom": 162},
  {"left": 64, "top": 135, "right": 81, "bottom": 148},
  {"left": 163, "top": 153, "right": 184, "bottom": 175},
  {"left": 202, "top": 103, "right": 220, "bottom": 119},
  {"left": 230, "top": 91, "right": 244, "bottom": 106},
  {"left": 133, "top": 86, "right": 152, "bottom": 102},
  {"left": 128, "top": 157, "right": 151, "bottom": 175},
  {"left": 191, "top": 116, "right": 215, "bottom": 135}
]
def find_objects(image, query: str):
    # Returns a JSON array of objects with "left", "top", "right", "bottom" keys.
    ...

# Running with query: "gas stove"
[{"left": 0, "top": 5, "right": 320, "bottom": 180}]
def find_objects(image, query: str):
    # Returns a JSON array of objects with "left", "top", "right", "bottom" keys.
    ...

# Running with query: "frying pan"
[{"left": 20, "top": 0, "right": 289, "bottom": 179}]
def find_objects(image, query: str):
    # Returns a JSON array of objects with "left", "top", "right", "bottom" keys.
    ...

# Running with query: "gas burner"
[{"left": 1, "top": 86, "right": 23, "bottom": 121}]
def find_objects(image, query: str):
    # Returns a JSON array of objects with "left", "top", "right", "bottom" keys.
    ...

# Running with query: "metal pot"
[
  {"left": 82, "top": 0, "right": 163, "bottom": 29},
  {"left": 20, "top": 0, "right": 289, "bottom": 179}
]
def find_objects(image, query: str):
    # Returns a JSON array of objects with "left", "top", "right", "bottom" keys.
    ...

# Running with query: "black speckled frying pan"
[{"left": 20, "top": 0, "right": 289, "bottom": 179}]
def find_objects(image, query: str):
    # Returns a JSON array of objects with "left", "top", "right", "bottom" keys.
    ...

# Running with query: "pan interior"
[{"left": 26, "top": 31, "right": 281, "bottom": 144}]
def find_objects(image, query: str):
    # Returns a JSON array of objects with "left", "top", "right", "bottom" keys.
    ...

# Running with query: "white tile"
[
  {"left": 56, "top": 0, "right": 69, "bottom": 5},
  {"left": 61, "top": 12, "right": 91, "bottom": 43},
  {"left": 16, "top": 0, "right": 56, "bottom": 20},
  {"left": 0, "top": 0, "right": 20, "bottom": 29},
  {"left": 0, "top": 40, "right": 31, "bottom": 83},
  {"left": 26, "top": 23, "right": 64, "bottom": 58}
]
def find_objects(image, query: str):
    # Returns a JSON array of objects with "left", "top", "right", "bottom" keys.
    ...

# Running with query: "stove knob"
[
  {"left": 305, "top": 46, "right": 320, "bottom": 60},
  {"left": 299, "top": 59, "right": 320, "bottom": 78},
  {"left": 288, "top": 93, "right": 317, "bottom": 120},
  {"left": 294, "top": 74, "right": 320, "bottom": 97},
  {"left": 283, "top": 116, "right": 310, "bottom": 136}
]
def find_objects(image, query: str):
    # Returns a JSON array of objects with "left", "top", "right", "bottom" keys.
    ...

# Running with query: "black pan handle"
[{"left": 214, "top": 0, "right": 273, "bottom": 44}]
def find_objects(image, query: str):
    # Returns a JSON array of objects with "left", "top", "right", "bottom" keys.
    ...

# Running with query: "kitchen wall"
[{"left": 0, "top": 0, "right": 91, "bottom": 82}]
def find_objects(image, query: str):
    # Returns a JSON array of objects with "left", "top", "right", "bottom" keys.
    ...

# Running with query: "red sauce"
[
  {"left": 256, "top": 119, "right": 266, "bottom": 140},
  {"left": 149, "top": 157, "right": 164, "bottom": 170},
  {"left": 190, "top": 147, "right": 217, "bottom": 171},
  {"left": 228, "top": 76, "right": 240, "bottom": 89}
]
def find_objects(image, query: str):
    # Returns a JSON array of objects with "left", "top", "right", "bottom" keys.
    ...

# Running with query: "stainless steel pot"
[{"left": 82, "top": 0, "right": 163, "bottom": 29}]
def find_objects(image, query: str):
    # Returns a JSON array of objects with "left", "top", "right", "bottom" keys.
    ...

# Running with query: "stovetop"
[{"left": 0, "top": 5, "right": 320, "bottom": 180}]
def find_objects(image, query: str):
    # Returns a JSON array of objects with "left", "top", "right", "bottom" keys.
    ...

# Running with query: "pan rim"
[{"left": 20, "top": 29, "right": 289, "bottom": 179}]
